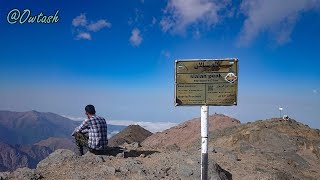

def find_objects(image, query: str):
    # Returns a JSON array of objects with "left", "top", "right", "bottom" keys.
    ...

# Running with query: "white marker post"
[
  {"left": 279, "top": 107, "right": 283, "bottom": 118},
  {"left": 201, "top": 106, "right": 209, "bottom": 180}
]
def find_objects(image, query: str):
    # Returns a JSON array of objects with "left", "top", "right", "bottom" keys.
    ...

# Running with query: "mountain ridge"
[
  {"left": 3, "top": 116, "right": 320, "bottom": 179},
  {"left": 142, "top": 113, "right": 241, "bottom": 149},
  {"left": 1, "top": 111, "right": 320, "bottom": 179},
  {"left": 0, "top": 110, "right": 78, "bottom": 144},
  {"left": 0, "top": 110, "right": 126, "bottom": 172}
]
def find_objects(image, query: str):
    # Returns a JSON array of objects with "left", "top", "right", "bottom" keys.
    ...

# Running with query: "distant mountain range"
[
  {"left": 0, "top": 110, "right": 126, "bottom": 145},
  {"left": 0, "top": 110, "right": 127, "bottom": 172},
  {"left": 0, "top": 110, "right": 79, "bottom": 144},
  {"left": 0, "top": 141, "right": 52, "bottom": 171}
]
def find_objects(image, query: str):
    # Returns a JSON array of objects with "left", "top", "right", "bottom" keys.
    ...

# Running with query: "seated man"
[{"left": 72, "top": 104, "right": 108, "bottom": 155}]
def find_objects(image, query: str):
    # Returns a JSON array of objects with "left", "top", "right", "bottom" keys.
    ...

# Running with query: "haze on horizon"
[{"left": 0, "top": 0, "right": 319, "bottom": 129}]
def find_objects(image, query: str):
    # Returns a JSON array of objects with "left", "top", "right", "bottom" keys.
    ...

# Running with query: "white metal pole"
[{"left": 201, "top": 106, "right": 209, "bottom": 180}]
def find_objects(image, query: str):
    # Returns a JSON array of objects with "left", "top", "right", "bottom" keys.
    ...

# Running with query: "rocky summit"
[
  {"left": 0, "top": 147, "right": 231, "bottom": 180},
  {"left": 108, "top": 125, "right": 153, "bottom": 147},
  {"left": 142, "top": 114, "right": 241, "bottom": 150},
  {"left": 1, "top": 115, "right": 320, "bottom": 180},
  {"left": 205, "top": 118, "right": 320, "bottom": 179}
]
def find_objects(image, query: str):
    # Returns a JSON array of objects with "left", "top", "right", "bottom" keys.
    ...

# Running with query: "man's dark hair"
[{"left": 85, "top": 104, "right": 96, "bottom": 115}]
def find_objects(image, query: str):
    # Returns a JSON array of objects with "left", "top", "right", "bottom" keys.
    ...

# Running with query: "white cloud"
[
  {"left": 108, "top": 120, "right": 177, "bottom": 133},
  {"left": 76, "top": 32, "right": 92, "bottom": 40},
  {"left": 62, "top": 115, "right": 85, "bottom": 121},
  {"left": 313, "top": 89, "right": 318, "bottom": 94},
  {"left": 62, "top": 115, "right": 177, "bottom": 133},
  {"left": 129, "top": 28, "right": 143, "bottom": 46},
  {"left": 76, "top": 32, "right": 91, "bottom": 40},
  {"left": 72, "top": 14, "right": 111, "bottom": 40},
  {"left": 61, "top": 115, "right": 177, "bottom": 133},
  {"left": 238, "top": 0, "right": 320, "bottom": 45},
  {"left": 87, "top": 20, "right": 111, "bottom": 32},
  {"left": 72, "top": 14, "right": 87, "bottom": 27},
  {"left": 160, "top": 0, "right": 223, "bottom": 34}
]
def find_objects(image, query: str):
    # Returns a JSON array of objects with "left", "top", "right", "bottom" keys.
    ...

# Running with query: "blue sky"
[{"left": 0, "top": 0, "right": 319, "bottom": 129}]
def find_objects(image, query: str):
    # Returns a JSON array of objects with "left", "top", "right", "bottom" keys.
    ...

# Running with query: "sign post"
[
  {"left": 174, "top": 58, "right": 238, "bottom": 180},
  {"left": 201, "top": 105, "right": 209, "bottom": 180}
]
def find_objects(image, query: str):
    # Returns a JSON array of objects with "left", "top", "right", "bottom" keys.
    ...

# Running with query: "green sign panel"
[{"left": 175, "top": 59, "right": 238, "bottom": 106}]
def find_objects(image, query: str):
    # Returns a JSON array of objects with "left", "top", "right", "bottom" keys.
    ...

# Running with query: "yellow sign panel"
[{"left": 175, "top": 59, "right": 238, "bottom": 106}]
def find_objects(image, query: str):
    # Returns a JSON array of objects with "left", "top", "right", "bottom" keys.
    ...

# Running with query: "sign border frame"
[{"left": 174, "top": 58, "right": 239, "bottom": 107}]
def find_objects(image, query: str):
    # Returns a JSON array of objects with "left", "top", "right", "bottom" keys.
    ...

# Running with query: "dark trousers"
[
  {"left": 74, "top": 132, "right": 89, "bottom": 155},
  {"left": 74, "top": 132, "right": 107, "bottom": 155}
]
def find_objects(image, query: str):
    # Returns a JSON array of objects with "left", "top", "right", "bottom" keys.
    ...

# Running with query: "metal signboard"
[{"left": 175, "top": 58, "right": 238, "bottom": 106}]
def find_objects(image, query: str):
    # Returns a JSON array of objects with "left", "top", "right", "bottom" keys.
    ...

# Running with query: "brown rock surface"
[
  {"left": 205, "top": 118, "right": 320, "bottom": 179},
  {"left": 108, "top": 125, "right": 153, "bottom": 147},
  {"left": 2, "top": 116, "right": 320, "bottom": 180},
  {"left": 0, "top": 148, "right": 231, "bottom": 180},
  {"left": 142, "top": 114, "right": 241, "bottom": 149}
]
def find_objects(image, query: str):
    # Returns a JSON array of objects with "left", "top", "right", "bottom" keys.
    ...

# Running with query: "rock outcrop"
[
  {"left": 142, "top": 114, "right": 241, "bottom": 149},
  {"left": 205, "top": 118, "right": 320, "bottom": 179},
  {"left": 108, "top": 125, "right": 153, "bottom": 147},
  {"left": 0, "top": 148, "right": 231, "bottom": 180},
  {"left": 2, "top": 116, "right": 320, "bottom": 179}
]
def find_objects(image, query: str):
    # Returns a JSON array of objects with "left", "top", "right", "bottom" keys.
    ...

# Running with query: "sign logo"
[{"left": 225, "top": 73, "right": 237, "bottom": 83}]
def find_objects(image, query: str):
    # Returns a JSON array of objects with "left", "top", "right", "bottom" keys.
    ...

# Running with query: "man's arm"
[{"left": 72, "top": 119, "right": 90, "bottom": 136}]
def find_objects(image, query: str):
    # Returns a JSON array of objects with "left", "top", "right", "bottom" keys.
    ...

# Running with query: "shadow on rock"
[
  {"left": 90, "top": 147, "right": 159, "bottom": 158},
  {"left": 124, "top": 150, "right": 159, "bottom": 158}
]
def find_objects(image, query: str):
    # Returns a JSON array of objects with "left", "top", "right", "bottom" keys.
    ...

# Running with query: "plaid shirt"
[{"left": 73, "top": 115, "right": 108, "bottom": 150}]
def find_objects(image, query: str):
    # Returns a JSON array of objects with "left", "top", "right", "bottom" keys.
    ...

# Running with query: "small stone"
[
  {"left": 105, "top": 166, "right": 116, "bottom": 175},
  {"left": 96, "top": 156, "right": 105, "bottom": 163},
  {"left": 132, "top": 142, "right": 141, "bottom": 148},
  {"left": 209, "top": 147, "right": 216, "bottom": 153},
  {"left": 119, "top": 167, "right": 129, "bottom": 173},
  {"left": 139, "top": 154, "right": 146, "bottom": 158},
  {"left": 116, "top": 152, "right": 124, "bottom": 158},
  {"left": 138, "top": 169, "right": 146, "bottom": 176}
]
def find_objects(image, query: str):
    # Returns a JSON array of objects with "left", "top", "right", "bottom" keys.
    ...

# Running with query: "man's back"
[
  {"left": 87, "top": 115, "right": 108, "bottom": 150},
  {"left": 73, "top": 115, "right": 108, "bottom": 150},
  {"left": 73, "top": 104, "right": 109, "bottom": 155}
]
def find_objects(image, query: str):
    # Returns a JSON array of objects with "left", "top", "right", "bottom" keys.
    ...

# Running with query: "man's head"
[{"left": 85, "top": 104, "right": 96, "bottom": 118}]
